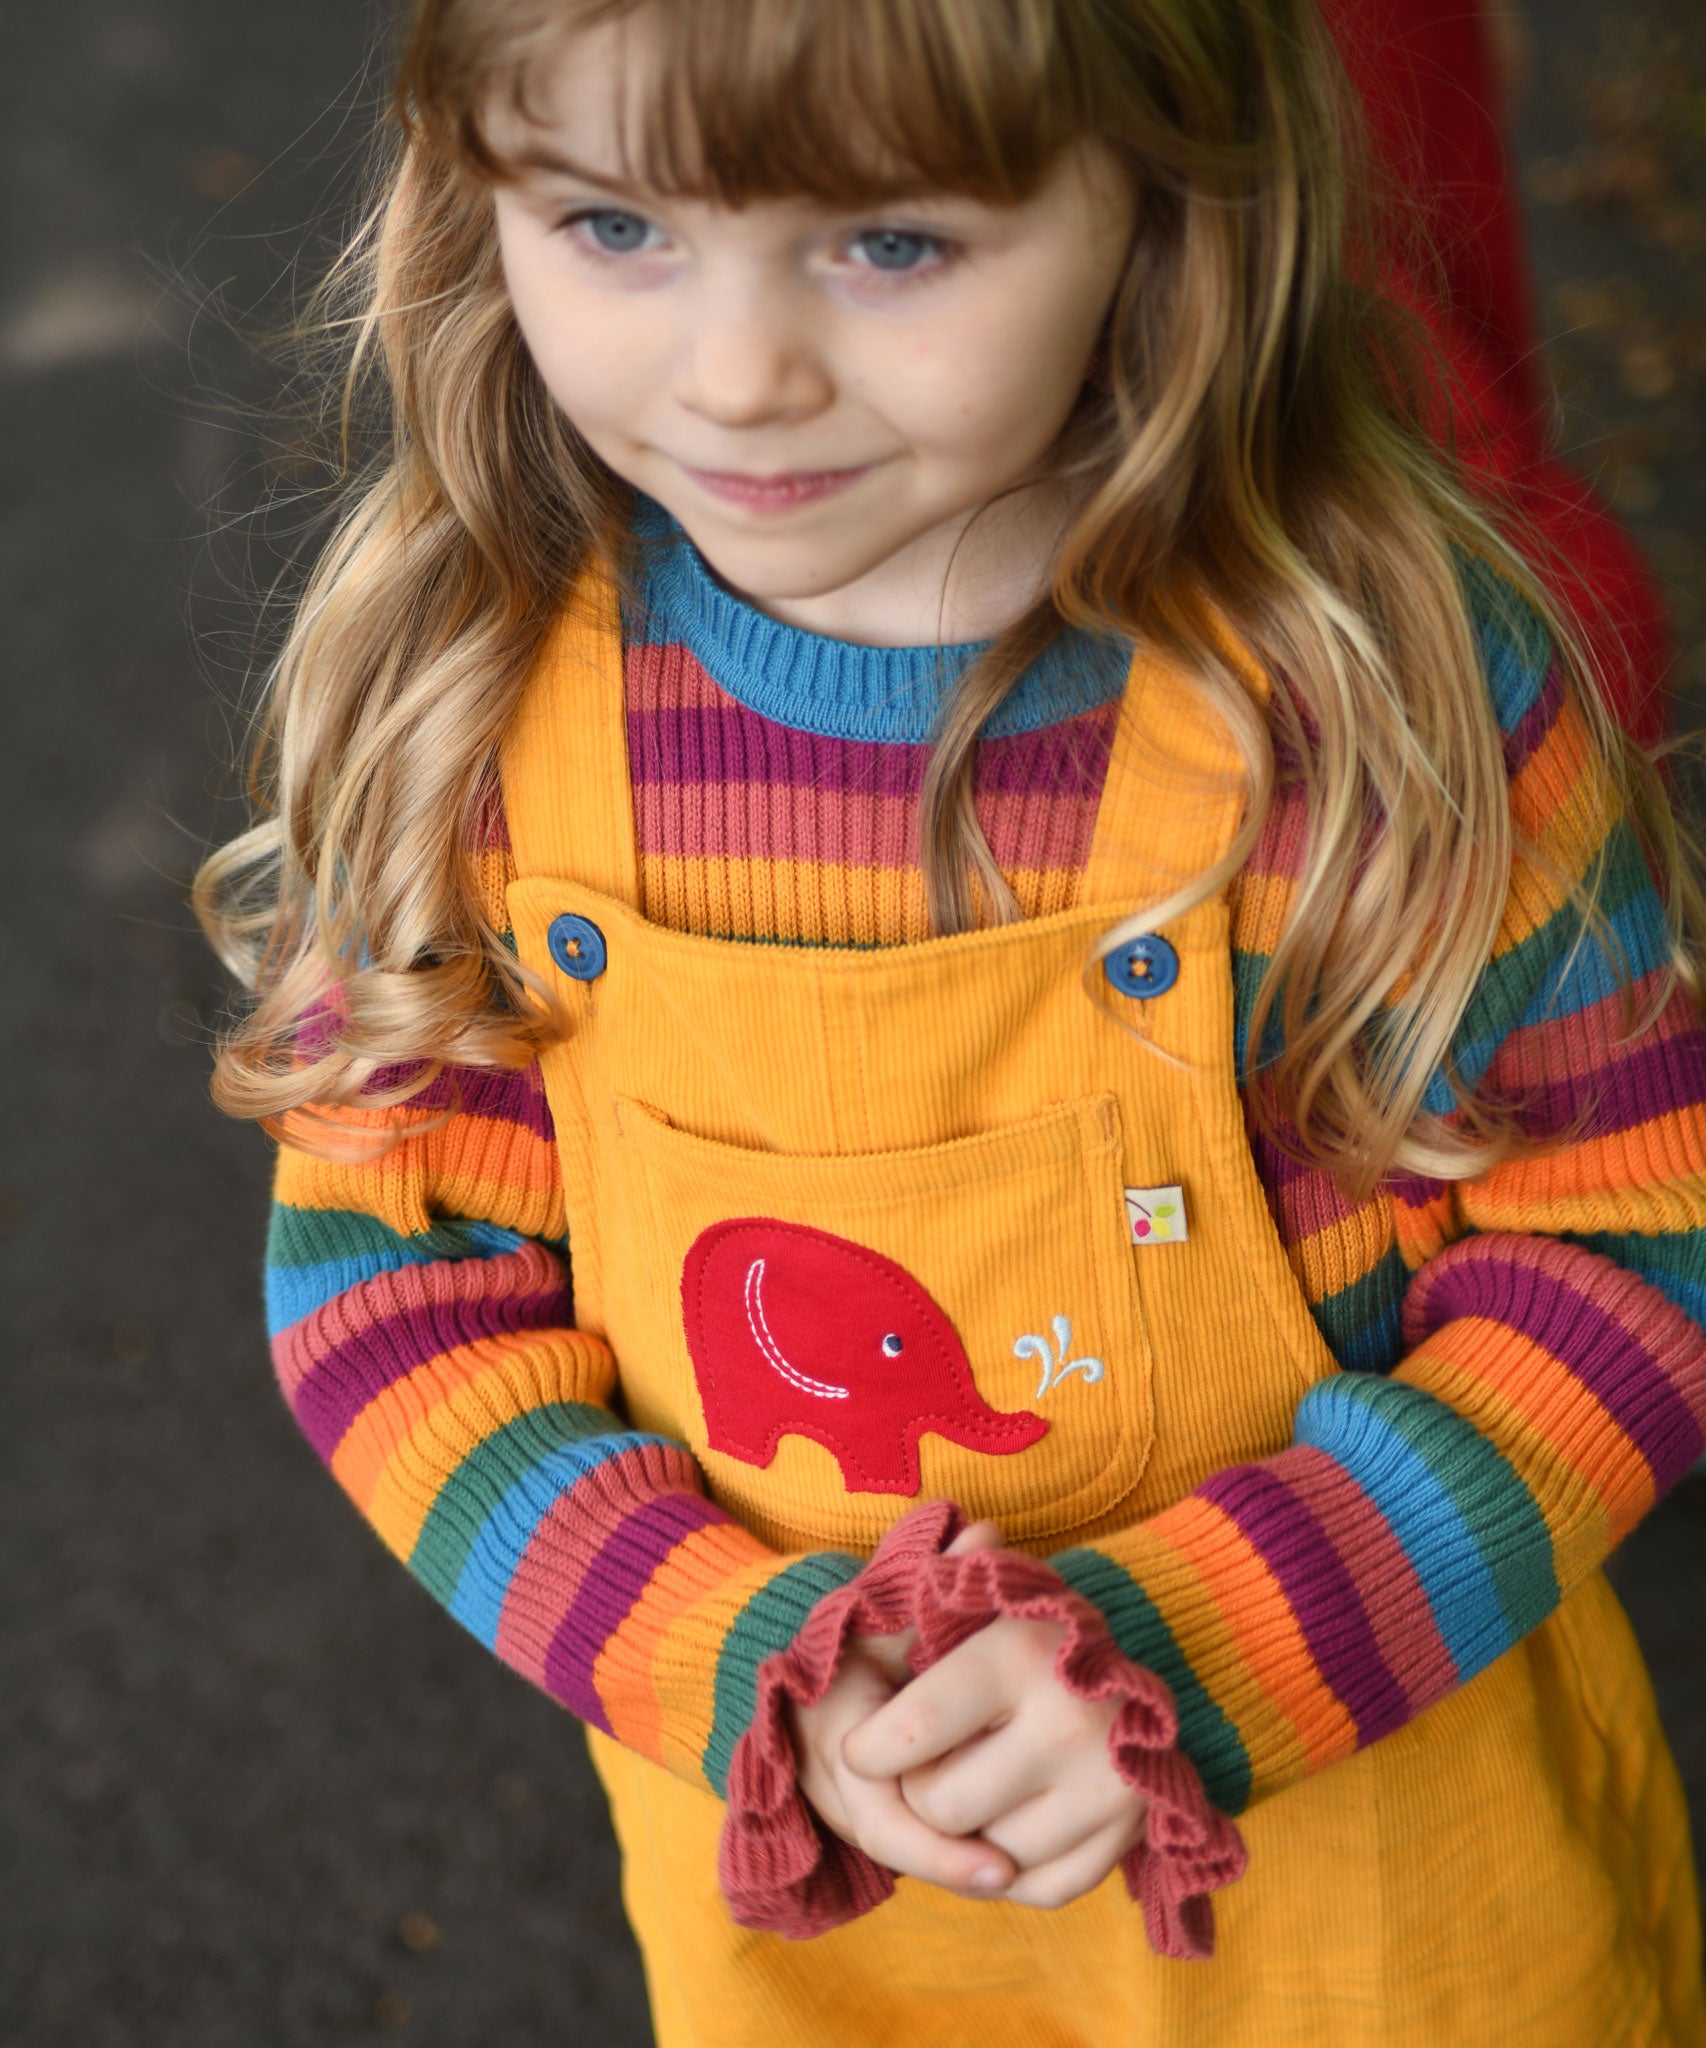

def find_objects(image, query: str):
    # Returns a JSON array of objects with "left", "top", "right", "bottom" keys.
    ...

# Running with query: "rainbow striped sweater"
[{"left": 267, "top": 509, "right": 1706, "bottom": 1820}]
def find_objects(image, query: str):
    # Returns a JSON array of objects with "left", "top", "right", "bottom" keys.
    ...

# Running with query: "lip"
[{"left": 682, "top": 463, "right": 872, "bottom": 509}]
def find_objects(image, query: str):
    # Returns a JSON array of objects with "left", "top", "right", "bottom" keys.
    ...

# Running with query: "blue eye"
[
  {"left": 567, "top": 207, "right": 656, "bottom": 255},
  {"left": 851, "top": 229, "right": 946, "bottom": 274},
  {"left": 881, "top": 1333, "right": 904, "bottom": 1357}
]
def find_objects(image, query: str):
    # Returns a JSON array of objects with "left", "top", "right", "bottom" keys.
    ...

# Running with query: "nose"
[{"left": 672, "top": 283, "right": 832, "bottom": 426}]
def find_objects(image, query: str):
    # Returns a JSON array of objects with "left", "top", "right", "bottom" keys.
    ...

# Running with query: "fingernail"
[{"left": 972, "top": 1865, "right": 1007, "bottom": 1892}]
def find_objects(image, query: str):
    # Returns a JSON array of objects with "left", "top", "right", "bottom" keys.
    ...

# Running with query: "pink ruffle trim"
[{"left": 719, "top": 1502, "right": 1247, "bottom": 1957}]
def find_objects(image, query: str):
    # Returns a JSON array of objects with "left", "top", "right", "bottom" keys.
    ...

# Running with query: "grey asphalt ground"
[{"left": 3, "top": 4, "right": 1702, "bottom": 2044}]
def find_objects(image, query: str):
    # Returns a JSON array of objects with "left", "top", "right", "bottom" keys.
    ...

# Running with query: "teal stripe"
[
  {"left": 1457, "top": 551, "right": 1551, "bottom": 732},
  {"left": 1310, "top": 1247, "right": 1409, "bottom": 1376},
  {"left": 1571, "top": 1228, "right": 1706, "bottom": 1329},
  {"left": 1230, "top": 948, "right": 1285, "bottom": 1081},
  {"left": 408, "top": 1404, "right": 624, "bottom": 1603},
  {"left": 1297, "top": 1376, "right": 1557, "bottom": 1676},
  {"left": 265, "top": 1203, "right": 527, "bottom": 1333},
  {"left": 702, "top": 1552, "right": 863, "bottom": 1797},
  {"left": 1460, "top": 828, "right": 1647, "bottom": 1048},
  {"left": 1053, "top": 1545, "right": 1252, "bottom": 1814},
  {"left": 1413, "top": 828, "right": 1652, "bottom": 1115}
]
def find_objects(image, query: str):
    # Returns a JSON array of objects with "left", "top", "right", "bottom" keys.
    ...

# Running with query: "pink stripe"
[
  {"left": 493, "top": 1442, "right": 703, "bottom": 1685},
  {"left": 627, "top": 643, "right": 733, "bottom": 712},
  {"left": 271, "top": 1244, "right": 564, "bottom": 1402},
  {"left": 1246, "top": 1122, "right": 1366, "bottom": 1235},
  {"left": 1280, "top": 1445, "right": 1459, "bottom": 1711},
  {"left": 1491, "top": 969, "right": 1693, "bottom": 1089},
  {"left": 633, "top": 778, "right": 1103, "bottom": 869}
]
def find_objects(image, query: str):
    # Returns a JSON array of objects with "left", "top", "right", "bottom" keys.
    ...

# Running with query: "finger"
[
  {"left": 842, "top": 1649, "right": 1010, "bottom": 1781},
  {"left": 789, "top": 1657, "right": 898, "bottom": 1841},
  {"left": 854, "top": 1625, "right": 917, "bottom": 1687},
  {"left": 998, "top": 1817, "right": 1138, "bottom": 1912},
  {"left": 979, "top": 1776, "right": 1145, "bottom": 1873},
  {"left": 842, "top": 1771, "right": 1017, "bottom": 1898},
  {"left": 862, "top": 1521, "right": 998, "bottom": 1685},
  {"left": 899, "top": 1722, "right": 1054, "bottom": 1839}
]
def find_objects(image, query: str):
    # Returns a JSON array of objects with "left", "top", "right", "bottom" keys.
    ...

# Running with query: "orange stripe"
[
  {"left": 331, "top": 1331, "right": 597, "bottom": 1522},
  {"left": 1467, "top": 1120, "right": 1706, "bottom": 1224},
  {"left": 1400, "top": 1334, "right": 1633, "bottom": 1585},
  {"left": 592, "top": 1522, "right": 780, "bottom": 1770},
  {"left": 621, "top": 1549, "right": 792, "bottom": 1781},
  {"left": 1157, "top": 1494, "right": 1360, "bottom": 1781}
]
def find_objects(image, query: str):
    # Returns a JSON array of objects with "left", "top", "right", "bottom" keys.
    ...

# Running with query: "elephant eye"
[{"left": 881, "top": 1333, "right": 904, "bottom": 1357}]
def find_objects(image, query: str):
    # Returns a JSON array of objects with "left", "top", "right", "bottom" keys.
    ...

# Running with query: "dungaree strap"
[
  {"left": 1078, "top": 637, "right": 1263, "bottom": 913},
  {"left": 500, "top": 557, "right": 643, "bottom": 904}
]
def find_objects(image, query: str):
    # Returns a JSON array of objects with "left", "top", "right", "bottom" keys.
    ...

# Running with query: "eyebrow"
[{"left": 506, "top": 143, "right": 652, "bottom": 198}]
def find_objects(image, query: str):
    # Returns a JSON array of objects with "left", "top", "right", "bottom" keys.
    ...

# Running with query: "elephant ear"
[{"left": 718, "top": 1501, "right": 1247, "bottom": 1959}]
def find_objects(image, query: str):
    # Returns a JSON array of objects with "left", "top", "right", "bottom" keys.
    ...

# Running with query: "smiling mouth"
[{"left": 681, "top": 464, "right": 873, "bottom": 509}]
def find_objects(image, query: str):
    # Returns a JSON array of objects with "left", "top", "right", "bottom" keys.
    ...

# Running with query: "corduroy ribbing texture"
[{"left": 266, "top": 540, "right": 1706, "bottom": 1854}]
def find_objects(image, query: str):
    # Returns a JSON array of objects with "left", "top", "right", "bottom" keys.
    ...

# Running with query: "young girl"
[{"left": 196, "top": 1, "right": 1706, "bottom": 2042}]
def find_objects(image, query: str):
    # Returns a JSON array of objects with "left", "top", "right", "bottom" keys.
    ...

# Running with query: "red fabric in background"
[{"left": 1322, "top": 0, "right": 1671, "bottom": 742}]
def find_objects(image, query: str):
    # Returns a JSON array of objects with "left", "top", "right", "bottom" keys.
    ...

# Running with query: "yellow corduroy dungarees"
[{"left": 499, "top": 569, "right": 1702, "bottom": 2048}]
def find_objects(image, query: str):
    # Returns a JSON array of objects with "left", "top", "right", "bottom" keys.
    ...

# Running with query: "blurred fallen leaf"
[
  {"left": 396, "top": 1912, "right": 440, "bottom": 1955},
  {"left": 1621, "top": 341, "right": 1679, "bottom": 402},
  {"left": 1530, "top": 156, "right": 1586, "bottom": 207},
  {"left": 1551, "top": 279, "right": 1640, "bottom": 334},
  {"left": 111, "top": 1321, "right": 156, "bottom": 1364},
  {"left": 184, "top": 146, "right": 260, "bottom": 200}
]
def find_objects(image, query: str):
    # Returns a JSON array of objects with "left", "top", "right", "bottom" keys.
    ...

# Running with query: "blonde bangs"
[{"left": 410, "top": 0, "right": 1093, "bottom": 204}]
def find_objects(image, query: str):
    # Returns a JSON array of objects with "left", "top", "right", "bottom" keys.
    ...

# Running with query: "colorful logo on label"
[{"left": 1125, "top": 1185, "right": 1187, "bottom": 1243}]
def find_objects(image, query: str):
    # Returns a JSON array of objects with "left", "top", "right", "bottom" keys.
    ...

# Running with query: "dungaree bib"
[{"left": 500, "top": 569, "right": 1702, "bottom": 2048}]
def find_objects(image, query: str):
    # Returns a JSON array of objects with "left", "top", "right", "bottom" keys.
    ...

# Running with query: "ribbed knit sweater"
[{"left": 268, "top": 504, "right": 1706, "bottom": 1827}]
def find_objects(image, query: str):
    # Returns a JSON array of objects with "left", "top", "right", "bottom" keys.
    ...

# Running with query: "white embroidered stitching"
[
  {"left": 743, "top": 1257, "right": 851, "bottom": 1401},
  {"left": 1014, "top": 1313, "right": 1106, "bottom": 1399}
]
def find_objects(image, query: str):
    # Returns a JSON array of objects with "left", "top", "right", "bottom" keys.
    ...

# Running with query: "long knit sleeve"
[
  {"left": 267, "top": 1024, "right": 861, "bottom": 1802},
  {"left": 1049, "top": 608, "right": 1706, "bottom": 1819}
]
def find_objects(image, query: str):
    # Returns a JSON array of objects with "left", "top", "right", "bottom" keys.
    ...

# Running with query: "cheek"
[
  {"left": 900, "top": 306, "right": 1089, "bottom": 455},
  {"left": 501, "top": 261, "right": 642, "bottom": 428}
]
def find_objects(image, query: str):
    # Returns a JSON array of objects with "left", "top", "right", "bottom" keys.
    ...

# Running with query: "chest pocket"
[{"left": 611, "top": 1091, "right": 1154, "bottom": 1552}]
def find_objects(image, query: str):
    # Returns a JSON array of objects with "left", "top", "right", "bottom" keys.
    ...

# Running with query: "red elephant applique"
[{"left": 680, "top": 1217, "right": 1049, "bottom": 1496}]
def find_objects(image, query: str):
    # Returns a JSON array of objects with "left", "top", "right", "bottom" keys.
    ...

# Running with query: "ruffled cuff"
[{"left": 719, "top": 1502, "right": 1247, "bottom": 1957}]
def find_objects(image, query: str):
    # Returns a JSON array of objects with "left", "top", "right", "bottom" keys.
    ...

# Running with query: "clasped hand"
[{"left": 788, "top": 1522, "right": 1147, "bottom": 1909}]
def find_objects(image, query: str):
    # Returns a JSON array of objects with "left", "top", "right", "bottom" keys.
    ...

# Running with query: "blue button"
[
  {"left": 1103, "top": 933, "right": 1178, "bottom": 1000},
  {"left": 547, "top": 913, "right": 607, "bottom": 981}
]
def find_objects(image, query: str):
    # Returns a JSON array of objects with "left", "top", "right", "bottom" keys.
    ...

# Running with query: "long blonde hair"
[{"left": 195, "top": 0, "right": 1702, "bottom": 1195}]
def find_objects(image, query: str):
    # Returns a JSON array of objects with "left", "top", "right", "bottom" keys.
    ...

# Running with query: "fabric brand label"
[{"left": 1125, "top": 1186, "right": 1186, "bottom": 1244}]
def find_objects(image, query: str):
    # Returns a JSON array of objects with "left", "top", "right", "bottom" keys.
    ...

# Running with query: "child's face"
[{"left": 487, "top": 13, "right": 1137, "bottom": 645}]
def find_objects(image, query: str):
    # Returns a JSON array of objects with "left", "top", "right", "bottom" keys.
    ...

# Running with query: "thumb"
[
  {"left": 944, "top": 1518, "right": 1003, "bottom": 1558},
  {"left": 855, "top": 1521, "right": 1001, "bottom": 1682}
]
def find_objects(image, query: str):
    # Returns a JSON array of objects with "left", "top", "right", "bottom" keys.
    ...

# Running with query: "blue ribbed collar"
[{"left": 622, "top": 493, "right": 1132, "bottom": 744}]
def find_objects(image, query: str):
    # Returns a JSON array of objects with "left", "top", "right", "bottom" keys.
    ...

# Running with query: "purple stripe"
[
  {"left": 541, "top": 1490, "right": 730, "bottom": 1728},
  {"left": 1503, "top": 660, "right": 1565, "bottom": 776},
  {"left": 357, "top": 1061, "right": 556, "bottom": 1141},
  {"left": 1199, "top": 1463, "right": 1411, "bottom": 1743},
  {"left": 1496, "top": 1030, "right": 1706, "bottom": 1143},
  {"left": 292, "top": 1274, "right": 573, "bottom": 1459},
  {"left": 1417, "top": 1255, "right": 1705, "bottom": 1490},
  {"left": 631, "top": 707, "right": 919, "bottom": 797},
  {"left": 1246, "top": 1116, "right": 1452, "bottom": 1220},
  {"left": 626, "top": 706, "right": 1114, "bottom": 800},
  {"left": 1387, "top": 1168, "right": 1452, "bottom": 1210}
]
